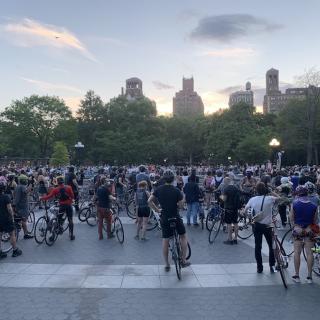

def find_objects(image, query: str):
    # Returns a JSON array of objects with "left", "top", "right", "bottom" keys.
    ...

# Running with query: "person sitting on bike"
[
  {"left": 96, "top": 176, "right": 116, "bottom": 240},
  {"left": 243, "top": 182, "right": 280, "bottom": 273},
  {"left": 41, "top": 176, "right": 75, "bottom": 241},
  {"left": 66, "top": 167, "right": 79, "bottom": 212},
  {"left": 14, "top": 175, "right": 34, "bottom": 239},
  {"left": 240, "top": 169, "right": 257, "bottom": 201},
  {"left": 290, "top": 185, "right": 318, "bottom": 284},
  {"left": 135, "top": 180, "right": 151, "bottom": 240},
  {"left": 148, "top": 170, "right": 191, "bottom": 272}
]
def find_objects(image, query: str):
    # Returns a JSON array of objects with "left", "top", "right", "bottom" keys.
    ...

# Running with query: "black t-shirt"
[
  {"left": 153, "top": 184, "right": 183, "bottom": 219},
  {"left": 67, "top": 172, "right": 77, "bottom": 191},
  {"left": 223, "top": 185, "right": 240, "bottom": 211},
  {"left": 97, "top": 186, "right": 111, "bottom": 209},
  {"left": 0, "top": 194, "right": 11, "bottom": 220}
]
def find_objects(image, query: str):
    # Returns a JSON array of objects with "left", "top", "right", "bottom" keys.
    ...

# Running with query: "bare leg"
[
  {"left": 227, "top": 224, "right": 233, "bottom": 241},
  {"left": 141, "top": 217, "right": 148, "bottom": 239},
  {"left": 9, "top": 231, "right": 17, "bottom": 250},
  {"left": 162, "top": 239, "right": 169, "bottom": 266},
  {"left": 22, "top": 219, "right": 28, "bottom": 235},
  {"left": 305, "top": 240, "right": 315, "bottom": 278},
  {"left": 293, "top": 240, "right": 303, "bottom": 276},
  {"left": 136, "top": 217, "right": 142, "bottom": 238},
  {"left": 179, "top": 234, "right": 188, "bottom": 263},
  {"left": 233, "top": 223, "right": 239, "bottom": 240}
]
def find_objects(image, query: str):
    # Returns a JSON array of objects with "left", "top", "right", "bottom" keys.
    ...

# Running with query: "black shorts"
[
  {"left": 161, "top": 217, "right": 186, "bottom": 239},
  {"left": 0, "top": 217, "right": 15, "bottom": 233},
  {"left": 59, "top": 205, "right": 73, "bottom": 219},
  {"left": 224, "top": 209, "right": 238, "bottom": 224},
  {"left": 137, "top": 207, "right": 150, "bottom": 218}
]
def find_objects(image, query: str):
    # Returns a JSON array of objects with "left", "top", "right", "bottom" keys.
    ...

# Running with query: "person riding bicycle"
[
  {"left": 40, "top": 176, "right": 75, "bottom": 241},
  {"left": 0, "top": 181, "right": 22, "bottom": 259},
  {"left": 148, "top": 170, "right": 191, "bottom": 272},
  {"left": 66, "top": 167, "right": 79, "bottom": 211}
]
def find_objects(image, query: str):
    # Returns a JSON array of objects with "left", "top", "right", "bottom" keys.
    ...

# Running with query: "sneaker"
[
  {"left": 306, "top": 277, "right": 313, "bottom": 284},
  {"left": 257, "top": 268, "right": 263, "bottom": 274},
  {"left": 24, "top": 233, "right": 34, "bottom": 239},
  {"left": 270, "top": 266, "right": 276, "bottom": 273},
  {"left": 12, "top": 248, "right": 22, "bottom": 257},
  {"left": 164, "top": 265, "right": 171, "bottom": 272},
  {"left": 70, "top": 235, "right": 75, "bottom": 241},
  {"left": 223, "top": 240, "right": 233, "bottom": 245},
  {"left": 181, "top": 261, "right": 191, "bottom": 268},
  {"left": 233, "top": 240, "right": 238, "bottom": 245},
  {"left": 0, "top": 251, "right": 7, "bottom": 259},
  {"left": 292, "top": 275, "right": 300, "bottom": 283}
]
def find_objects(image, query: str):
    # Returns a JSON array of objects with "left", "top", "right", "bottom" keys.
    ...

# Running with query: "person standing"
[
  {"left": 183, "top": 175, "right": 201, "bottom": 226},
  {"left": 66, "top": 167, "right": 79, "bottom": 211},
  {"left": 135, "top": 181, "right": 150, "bottom": 240}
]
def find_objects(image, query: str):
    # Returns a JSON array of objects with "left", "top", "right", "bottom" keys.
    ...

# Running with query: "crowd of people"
[{"left": 0, "top": 162, "right": 319, "bottom": 283}]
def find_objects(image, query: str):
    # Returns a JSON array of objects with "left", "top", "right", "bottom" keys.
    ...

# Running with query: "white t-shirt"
[{"left": 245, "top": 195, "right": 277, "bottom": 225}]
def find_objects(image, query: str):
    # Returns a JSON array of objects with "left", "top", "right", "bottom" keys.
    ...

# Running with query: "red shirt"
[{"left": 41, "top": 184, "right": 74, "bottom": 206}]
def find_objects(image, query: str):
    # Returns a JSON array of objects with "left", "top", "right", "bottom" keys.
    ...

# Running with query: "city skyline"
[{"left": 0, "top": 0, "right": 319, "bottom": 115}]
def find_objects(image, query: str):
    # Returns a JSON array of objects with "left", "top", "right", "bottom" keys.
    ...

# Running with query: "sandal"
[{"left": 164, "top": 265, "right": 171, "bottom": 272}]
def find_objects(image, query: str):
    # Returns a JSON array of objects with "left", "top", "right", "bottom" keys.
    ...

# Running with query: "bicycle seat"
[{"left": 168, "top": 217, "right": 177, "bottom": 223}]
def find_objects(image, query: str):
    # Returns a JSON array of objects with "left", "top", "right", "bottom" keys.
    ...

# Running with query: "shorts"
[
  {"left": 161, "top": 216, "right": 186, "bottom": 239},
  {"left": 16, "top": 208, "right": 29, "bottom": 219},
  {"left": 0, "top": 217, "right": 15, "bottom": 233},
  {"left": 137, "top": 207, "right": 150, "bottom": 218},
  {"left": 224, "top": 209, "right": 238, "bottom": 224},
  {"left": 59, "top": 205, "right": 73, "bottom": 219}
]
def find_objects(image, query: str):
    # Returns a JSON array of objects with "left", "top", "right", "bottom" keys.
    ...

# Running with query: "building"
[
  {"left": 263, "top": 68, "right": 307, "bottom": 114},
  {"left": 173, "top": 77, "right": 204, "bottom": 117},
  {"left": 229, "top": 82, "right": 254, "bottom": 107},
  {"left": 121, "top": 77, "right": 143, "bottom": 101}
]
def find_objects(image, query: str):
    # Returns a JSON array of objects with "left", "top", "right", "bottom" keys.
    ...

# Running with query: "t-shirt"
[
  {"left": 223, "top": 185, "right": 240, "bottom": 211},
  {"left": 293, "top": 199, "right": 317, "bottom": 228},
  {"left": 136, "top": 188, "right": 149, "bottom": 208},
  {"left": 183, "top": 182, "right": 200, "bottom": 204},
  {"left": 67, "top": 172, "right": 77, "bottom": 191},
  {"left": 14, "top": 185, "right": 28, "bottom": 212},
  {"left": 97, "top": 186, "right": 111, "bottom": 209},
  {"left": 136, "top": 173, "right": 150, "bottom": 185},
  {"left": 245, "top": 195, "right": 277, "bottom": 225},
  {"left": 153, "top": 184, "right": 183, "bottom": 219},
  {"left": 0, "top": 194, "right": 11, "bottom": 220}
]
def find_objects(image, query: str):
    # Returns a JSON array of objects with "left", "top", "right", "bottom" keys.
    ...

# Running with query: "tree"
[
  {"left": 1, "top": 95, "right": 72, "bottom": 157},
  {"left": 50, "top": 142, "right": 69, "bottom": 167}
]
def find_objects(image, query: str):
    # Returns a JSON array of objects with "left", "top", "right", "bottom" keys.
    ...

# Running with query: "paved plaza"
[{"left": 1, "top": 211, "right": 319, "bottom": 320}]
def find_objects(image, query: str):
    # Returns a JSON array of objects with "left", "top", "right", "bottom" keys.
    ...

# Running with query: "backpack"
[
  {"left": 58, "top": 187, "right": 70, "bottom": 201},
  {"left": 136, "top": 189, "right": 148, "bottom": 208},
  {"left": 214, "top": 177, "right": 223, "bottom": 188}
]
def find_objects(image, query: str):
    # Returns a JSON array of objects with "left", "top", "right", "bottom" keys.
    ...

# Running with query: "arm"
[
  {"left": 41, "top": 188, "right": 57, "bottom": 201},
  {"left": 6, "top": 203, "right": 15, "bottom": 219},
  {"left": 148, "top": 194, "right": 161, "bottom": 213}
]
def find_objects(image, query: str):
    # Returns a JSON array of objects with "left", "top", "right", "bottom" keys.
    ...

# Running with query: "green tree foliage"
[{"left": 50, "top": 141, "right": 69, "bottom": 167}]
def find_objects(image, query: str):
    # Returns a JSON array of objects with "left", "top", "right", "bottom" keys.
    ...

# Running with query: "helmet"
[
  {"left": 56, "top": 176, "right": 64, "bottom": 185},
  {"left": 18, "top": 175, "right": 28, "bottom": 184},
  {"left": 280, "top": 177, "right": 290, "bottom": 185},
  {"left": 216, "top": 169, "right": 223, "bottom": 177},
  {"left": 304, "top": 181, "right": 316, "bottom": 194},
  {"left": 139, "top": 165, "right": 146, "bottom": 173},
  {"left": 295, "top": 185, "right": 308, "bottom": 197},
  {"left": 163, "top": 170, "right": 175, "bottom": 183}
]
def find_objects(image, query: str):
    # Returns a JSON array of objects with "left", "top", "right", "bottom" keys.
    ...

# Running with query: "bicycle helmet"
[
  {"left": 163, "top": 170, "right": 175, "bottom": 183},
  {"left": 295, "top": 185, "right": 308, "bottom": 197},
  {"left": 56, "top": 176, "right": 64, "bottom": 185},
  {"left": 18, "top": 174, "right": 28, "bottom": 185},
  {"left": 304, "top": 181, "right": 316, "bottom": 194}
]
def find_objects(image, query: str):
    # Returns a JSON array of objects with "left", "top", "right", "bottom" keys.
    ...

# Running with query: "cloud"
[
  {"left": 202, "top": 47, "right": 256, "bottom": 58},
  {"left": 150, "top": 96, "right": 173, "bottom": 115},
  {"left": 190, "top": 14, "right": 283, "bottom": 42},
  {"left": 2, "top": 18, "right": 97, "bottom": 62},
  {"left": 218, "top": 85, "right": 243, "bottom": 95},
  {"left": 153, "top": 81, "right": 174, "bottom": 90},
  {"left": 89, "top": 36, "right": 127, "bottom": 47},
  {"left": 20, "top": 77, "right": 82, "bottom": 94},
  {"left": 63, "top": 96, "right": 82, "bottom": 113}
]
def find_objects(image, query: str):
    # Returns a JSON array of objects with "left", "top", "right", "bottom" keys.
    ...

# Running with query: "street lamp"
[
  {"left": 269, "top": 138, "right": 280, "bottom": 169},
  {"left": 74, "top": 142, "right": 85, "bottom": 166}
]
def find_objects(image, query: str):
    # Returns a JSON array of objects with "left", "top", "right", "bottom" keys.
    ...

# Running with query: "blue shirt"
[{"left": 293, "top": 198, "right": 317, "bottom": 228}]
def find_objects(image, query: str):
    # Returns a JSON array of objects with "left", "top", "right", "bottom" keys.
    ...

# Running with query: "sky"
[{"left": 0, "top": 0, "right": 319, "bottom": 115}]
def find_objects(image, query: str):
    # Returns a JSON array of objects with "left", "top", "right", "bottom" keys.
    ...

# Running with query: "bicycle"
[
  {"left": 303, "top": 236, "right": 320, "bottom": 276},
  {"left": 280, "top": 227, "right": 294, "bottom": 257},
  {"left": 1, "top": 216, "right": 23, "bottom": 254},
  {"left": 208, "top": 206, "right": 228, "bottom": 244},
  {"left": 237, "top": 213, "right": 254, "bottom": 240},
  {"left": 205, "top": 201, "right": 221, "bottom": 231},
  {"left": 102, "top": 203, "right": 124, "bottom": 244}
]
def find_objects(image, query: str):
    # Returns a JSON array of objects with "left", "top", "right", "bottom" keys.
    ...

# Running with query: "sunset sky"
[{"left": 1, "top": 0, "right": 319, "bottom": 115}]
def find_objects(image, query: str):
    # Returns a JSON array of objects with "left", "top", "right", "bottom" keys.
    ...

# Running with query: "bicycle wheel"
[
  {"left": 34, "top": 216, "right": 47, "bottom": 244},
  {"left": 45, "top": 218, "right": 58, "bottom": 246},
  {"left": 126, "top": 199, "right": 136, "bottom": 219},
  {"left": 173, "top": 238, "right": 182, "bottom": 280},
  {"left": 86, "top": 207, "right": 97, "bottom": 226},
  {"left": 78, "top": 207, "right": 89, "bottom": 222},
  {"left": 26, "top": 211, "right": 35, "bottom": 234},
  {"left": 208, "top": 217, "right": 222, "bottom": 244},
  {"left": 186, "top": 241, "right": 191, "bottom": 260},
  {"left": 237, "top": 216, "right": 253, "bottom": 240},
  {"left": 303, "top": 244, "right": 320, "bottom": 276},
  {"left": 275, "top": 241, "right": 288, "bottom": 289},
  {"left": 1, "top": 233, "right": 12, "bottom": 253},
  {"left": 280, "top": 228, "right": 294, "bottom": 257},
  {"left": 114, "top": 217, "right": 124, "bottom": 244},
  {"left": 146, "top": 211, "right": 159, "bottom": 231}
]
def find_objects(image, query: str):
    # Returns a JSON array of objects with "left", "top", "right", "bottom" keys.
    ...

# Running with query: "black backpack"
[{"left": 58, "top": 187, "right": 70, "bottom": 201}]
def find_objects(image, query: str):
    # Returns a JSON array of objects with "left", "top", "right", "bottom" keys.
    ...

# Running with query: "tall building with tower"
[
  {"left": 263, "top": 68, "right": 307, "bottom": 114},
  {"left": 121, "top": 77, "right": 144, "bottom": 101},
  {"left": 229, "top": 81, "right": 254, "bottom": 107},
  {"left": 173, "top": 77, "right": 204, "bottom": 117}
]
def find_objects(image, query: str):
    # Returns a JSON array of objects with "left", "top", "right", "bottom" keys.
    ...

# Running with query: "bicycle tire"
[
  {"left": 275, "top": 241, "right": 288, "bottom": 289},
  {"left": 174, "top": 237, "right": 182, "bottom": 280},
  {"left": 1, "top": 234, "right": 12, "bottom": 253},
  {"left": 78, "top": 207, "right": 89, "bottom": 222},
  {"left": 280, "top": 228, "right": 294, "bottom": 257},
  {"left": 86, "top": 207, "right": 97, "bottom": 226},
  {"left": 45, "top": 218, "right": 58, "bottom": 246},
  {"left": 34, "top": 216, "right": 47, "bottom": 244},
  {"left": 303, "top": 244, "right": 320, "bottom": 276},
  {"left": 126, "top": 199, "right": 136, "bottom": 219},
  {"left": 26, "top": 211, "right": 35, "bottom": 234},
  {"left": 205, "top": 212, "right": 214, "bottom": 231},
  {"left": 114, "top": 217, "right": 124, "bottom": 244},
  {"left": 146, "top": 211, "right": 159, "bottom": 231},
  {"left": 186, "top": 241, "right": 191, "bottom": 260},
  {"left": 237, "top": 216, "right": 253, "bottom": 240},
  {"left": 208, "top": 217, "right": 221, "bottom": 244}
]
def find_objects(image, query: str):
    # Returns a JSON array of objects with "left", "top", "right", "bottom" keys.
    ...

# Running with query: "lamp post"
[
  {"left": 74, "top": 142, "right": 84, "bottom": 166},
  {"left": 269, "top": 138, "right": 280, "bottom": 169}
]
